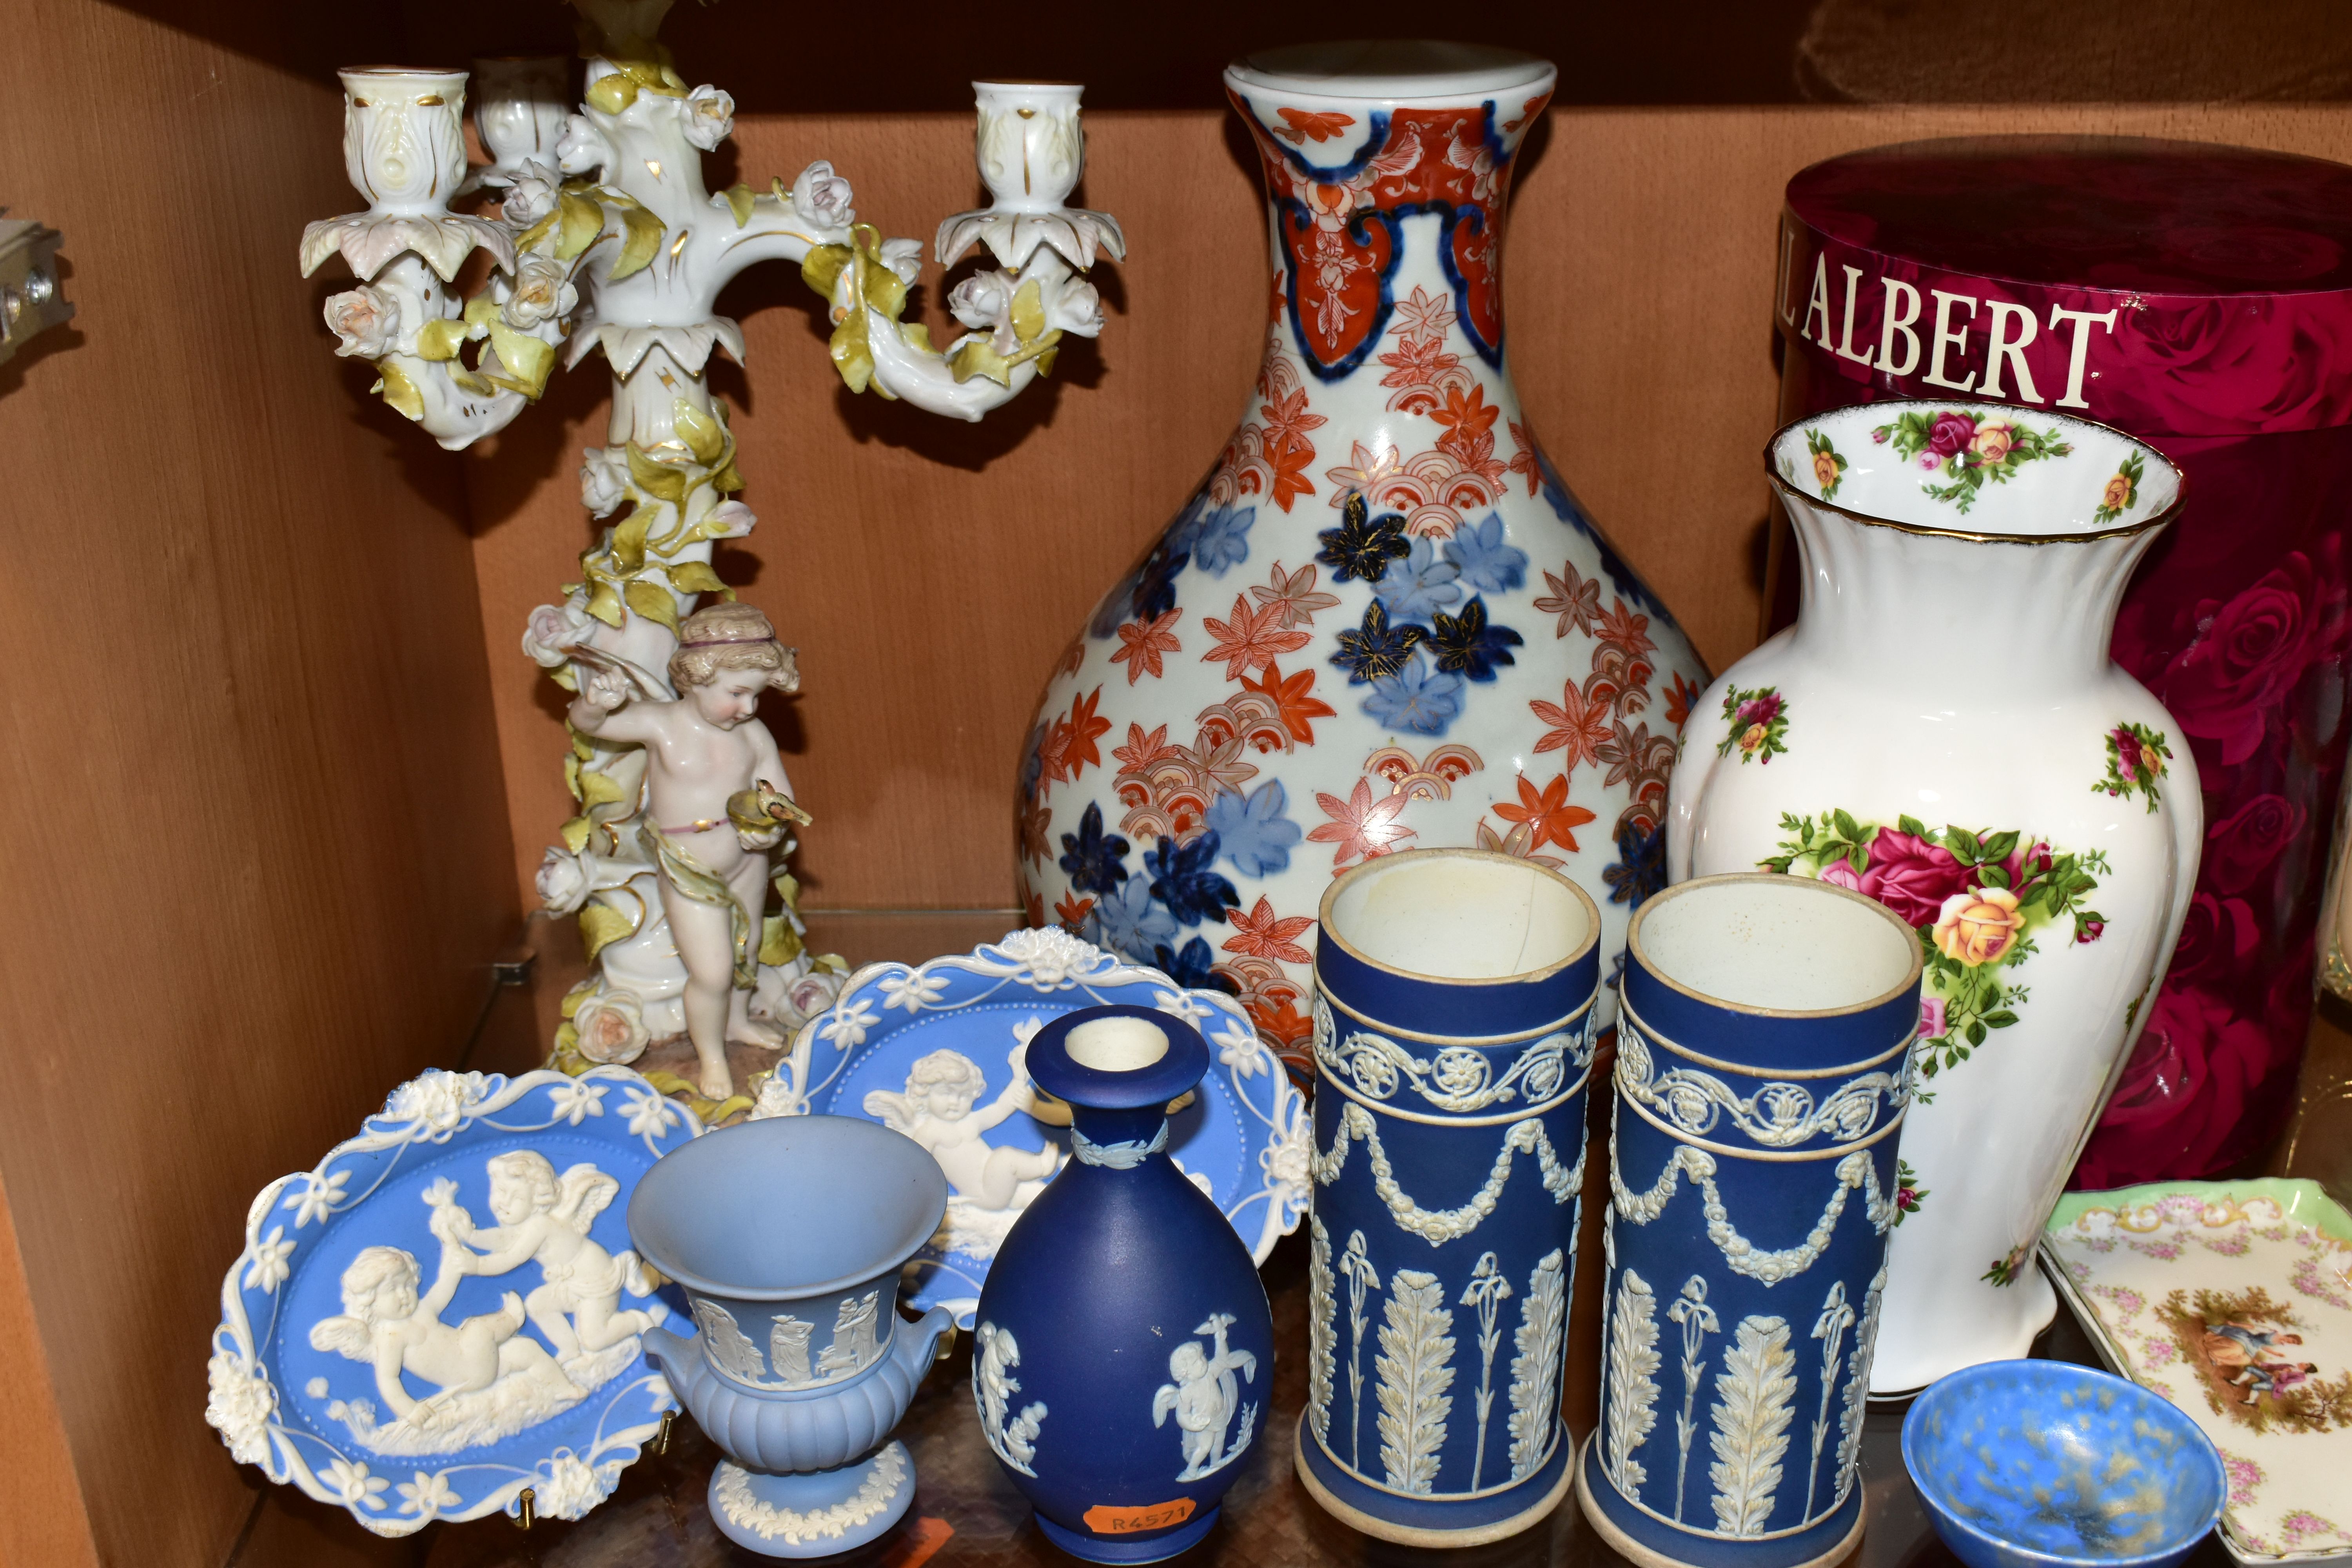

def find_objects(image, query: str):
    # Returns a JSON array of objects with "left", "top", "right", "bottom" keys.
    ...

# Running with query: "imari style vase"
[
  {"left": 972, "top": 1005, "right": 1274, "bottom": 1563},
  {"left": 1667, "top": 402, "right": 2198, "bottom": 1393},
  {"left": 1018, "top": 42, "right": 1707, "bottom": 1073},
  {"left": 627, "top": 1118, "right": 956, "bottom": 1557},
  {"left": 1299, "top": 849, "right": 1601, "bottom": 1545},
  {"left": 1579, "top": 875, "right": 1921, "bottom": 1568}
]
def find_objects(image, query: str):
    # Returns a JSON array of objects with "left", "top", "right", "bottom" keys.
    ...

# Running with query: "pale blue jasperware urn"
[
  {"left": 627, "top": 1116, "right": 955, "bottom": 1558},
  {"left": 971, "top": 1003, "right": 1276, "bottom": 1563},
  {"left": 1578, "top": 873, "right": 1922, "bottom": 1568},
  {"left": 1297, "top": 847, "right": 1604, "bottom": 1546}
]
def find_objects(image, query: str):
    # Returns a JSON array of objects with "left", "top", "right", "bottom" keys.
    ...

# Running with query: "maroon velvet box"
[{"left": 1772, "top": 136, "right": 2352, "bottom": 1187}]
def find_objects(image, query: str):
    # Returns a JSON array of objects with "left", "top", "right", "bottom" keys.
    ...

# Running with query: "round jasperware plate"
[
  {"left": 205, "top": 1067, "right": 704, "bottom": 1535},
  {"left": 751, "top": 929, "right": 1311, "bottom": 1328}
]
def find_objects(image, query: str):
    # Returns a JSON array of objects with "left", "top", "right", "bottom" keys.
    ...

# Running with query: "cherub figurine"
[
  {"left": 863, "top": 1045, "right": 1066, "bottom": 1209},
  {"left": 452, "top": 1151, "right": 667, "bottom": 1361},
  {"left": 309, "top": 1221, "right": 582, "bottom": 1430},
  {"left": 571, "top": 600, "right": 802, "bottom": 1099},
  {"left": 1153, "top": 1312, "right": 1258, "bottom": 1481}
]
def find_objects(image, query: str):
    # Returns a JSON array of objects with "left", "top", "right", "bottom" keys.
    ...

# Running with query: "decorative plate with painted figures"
[
  {"left": 750, "top": 928, "right": 1311, "bottom": 1328},
  {"left": 205, "top": 1067, "right": 704, "bottom": 1535},
  {"left": 2043, "top": 1178, "right": 2352, "bottom": 1562}
]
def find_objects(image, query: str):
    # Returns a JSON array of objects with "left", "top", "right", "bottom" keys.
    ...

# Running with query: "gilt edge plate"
[
  {"left": 205, "top": 1067, "right": 704, "bottom": 1536},
  {"left": 751, "top": 928, "right": 1311, "bottom": 1328},
  {"left": 2043, "top": 1178, "right": 2352, "bottom": 1563}
]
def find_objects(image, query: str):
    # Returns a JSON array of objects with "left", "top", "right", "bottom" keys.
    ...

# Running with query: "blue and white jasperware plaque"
[{"left": 206, "top": 1067, "right": 703, "bottom": 1535}]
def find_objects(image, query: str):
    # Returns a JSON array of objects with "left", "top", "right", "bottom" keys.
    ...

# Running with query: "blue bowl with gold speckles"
[{"left": 1902, "top": 1360, "right": 2224, "bottom": 1568}]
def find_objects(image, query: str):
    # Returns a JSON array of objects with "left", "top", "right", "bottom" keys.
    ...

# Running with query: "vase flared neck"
[
  {"left": 1783, "top": 496, "right": 2162, "bottom": 683},
  {"left": 1224, "top": 45, "right": 1555, "bottom": 382}
]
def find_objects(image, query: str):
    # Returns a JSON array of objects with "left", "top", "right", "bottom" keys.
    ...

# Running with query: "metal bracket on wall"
[{"left": 0, "top": 214, "right": 71, "bottom": 368}]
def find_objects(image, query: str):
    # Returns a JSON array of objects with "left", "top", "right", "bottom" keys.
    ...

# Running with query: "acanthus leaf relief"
[
  {"left": 973, "top": 1322, "right": 1048, "bottom": 1477},
  {"left": 1604, "top": 1265, "right": 1662, "bottom": 1492},
  {"left": 713, "top": 1445, "right": 908, "bottom": 1547},
  {"left": 1666, "top": 1274, "right": 1720, "bottom": 1523},
  {"left": 1506, "top": 1249, "right": 1567, "bottom": 1482},
  {"left": 1314, "top": 1102, "right": 1579, "bottom": 1245},
  {"left": 1708, "top": 1315, "right": 1797, "bottom": 1537},
  {"left": 1459, "top": 1252, "right": 1513, "bottom": 1490},
  {"left": 1805, "top": 1280, "right": 1856, "bottom": 1519},
  {"left": 1374, "top": 1269, "right": 1457, "bottom": 1495},
  {"left": 1339, "top": 1229, "right": 1382, "bottom": 1472},
  {"left": 1834, "top": 1263, "right": 1887, "bottom": 1487},
  {"left": 1307, "top": 1215, "right": 1337, "bottom": 1445},
  {"left": 1153, "top": 1312, "right": 1260, "bottom": 1481}
]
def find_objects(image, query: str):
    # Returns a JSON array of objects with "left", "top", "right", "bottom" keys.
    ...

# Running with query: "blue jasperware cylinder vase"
[
  {"left": 1297, "top": 848, "right": 1603, "bottom": 1546},
  {"left": 1577, "top": 873, "right": 1922, "bottom": 1568},
  {"left": 627, "top": 1116, "right": 956, "bottom": 1558},
  {"left": 972, "top": 1004, "right": 1274, "bottom": 1564}
]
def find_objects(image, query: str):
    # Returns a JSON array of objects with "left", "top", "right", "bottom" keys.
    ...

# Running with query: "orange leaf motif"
[
  {"left": 1307, "top": 777, "right": 1417, "bottom": 868},
  {"left": 1493, "top": 773, "right": 1595, "bottom": 854},
  {"left": 1223, "top": 897, "right": 1315, "bottom": 965},
  {"left": 1111, "top": 610, "right": 1182, "bottom": 685},
  {"left": 1529, "top": 679, "right": 1613, "bottom": 772},
  {"left": 1241, "top": 661, "right": 1338, "bottom": 746},
  {"left": 1274, "top": 108, "right": 1357, "bottom": 144},
  {"left": 1200, "top": 595, "right": 1312, "bottom": 681}
]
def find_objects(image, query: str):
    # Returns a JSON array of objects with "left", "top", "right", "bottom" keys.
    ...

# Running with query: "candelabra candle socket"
[
  {"left": 972, "top": 83, "right": 1085, "bottom": 212},
  {"left": 471, "top": 57, "right": 571, "bottom": 182},
  {"left": 338, "top": 68, "right": 470, "bottom": 214}
]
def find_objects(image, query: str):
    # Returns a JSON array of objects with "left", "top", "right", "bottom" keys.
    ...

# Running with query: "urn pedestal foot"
[
  {"left": 708, "top": 1440, "right": 915, "bottom": 1557},
  {"left": 1294, "top": 1412, "right": 1575, "bottom": 1548},
  {"left": 1575, "top": 1437, "right": 1864, "bottom": 1568},
  {"left": 1034, "top": 1504, "right": 1220, "bottom": 1563}
]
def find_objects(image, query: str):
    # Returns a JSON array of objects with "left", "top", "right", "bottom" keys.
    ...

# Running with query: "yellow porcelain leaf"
[
  {"left": 828, "top": 314, "right": 874, "bottom": 394},
  {"left": 564, "top": 751, "right": 583, "bottom": 802},
  {"left": 555, "top": 193, "right": 606, "bottom": 261},
  {"left": 560, "top": 814, "right": 593, "bottom": 853},
  {"left": 759, "top": 913, "right": 804, "bottom": 967},
  {"left": 801, "top": 242, "right": 853, "bottom": 300},
  {"left": 722, "top": 183, "right": 755, "bottom": 229},
  {"left": 374, "top": 361, "right": 425, "bottom": 420},
  {"left": 578, "top": 901, "right": 638, "bottom": 963},
  {"left": 550, "top": 664, "right": 579, "bottom": 691},
  {"left": 583, "top": 581, "right": 625, "bottom": 628},
  {"left": 515, "top": 210, "right": 560, "bottom": 255},
  {"left": 608, "top": 205, "right": 664, "bottom": 281},
  {"left": 900, "top": 321, "right": 934, "bottom": 354},
  {"left": 579, "top": 767, "right": 628, "bottom": 809},
  {"left": 813, "top": 953, "right": 851, "bottom": 975},
  {"left": 625, "top": 577, "right": 680, "bottom": 632},
  {"left": 626, "top": 443, "right": 690, "bottom": 504},
  {"left": 949, "top": 337, "right": 1012, "bottom": 388},
  {"left": 668, "top": 559, "right": 728, "bottom": 595},
  {"left": 559, "top": 979, "right": 594, "bottom": 1020},
  {"left": 1011, "top": 277, "right": 1046, "bottom": 344},
  {"left": 584, "top": 74, "right": 637, "bottom": 114},
  {"left": 414, "top": 317, "right": 468, "bottom": 361},
  {"left": 711, "top": 459, "right": 744, "bottom": 495},
  {"left": 611, "top": 508, "right": 651, "bottom": 573},
  {"left": 486, "top": 324, "right": 556, "bottom": 399},
  {"left": 568, "top": 724, "right": 596, "bottom": 762},
  {"left": 671, "top": 399, "right": 725, "bottom": 465}
]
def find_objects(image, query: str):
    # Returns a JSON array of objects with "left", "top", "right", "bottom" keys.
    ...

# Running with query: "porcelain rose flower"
[
  {"left": 502, "top": 160, "right": 563, "bottom": 227},
  {"left": 682, "top": 85, "right": 735, "bottom": 151},
  {"left": 205, "top": 1351, "right": 274, "bottom": 1465},
  {"left": 503, "top": 254, "right": 577, "bottom": 331},
  {"left": 323, "top": 285, "right": 403, "bottom": 358},
  {"left": 535, "top": 846, "right": 591, "bottom": 915},
  {"left": 521, "top": 600, "right": 594, "bottom": 668},
  {"left": 579, "top": 446, "right": 630, "bottom": 517},
  {"left": 573, "top": 990, "right": 650, "bottom": 1065},
  {"left": 1934, "top": 886, "right": 2025, "bottom": 966},
  {"left": 789, "top": 160, "right": 855, "bottom": 230}
]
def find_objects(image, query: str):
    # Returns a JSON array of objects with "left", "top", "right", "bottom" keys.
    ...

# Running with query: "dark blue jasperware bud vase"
[
  {"left": 1296, "top": 847, "right": 1604, "bottom": 1547},
  {"left": 971, "top": 1004, "right": 1274, "bottom": 1563},
  {"left": 1577, "top": 873, "right": 1923, "bottom": 1568}
]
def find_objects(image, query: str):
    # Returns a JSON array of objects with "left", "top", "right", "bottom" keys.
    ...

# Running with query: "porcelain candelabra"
[
  {"left": 300, "top": 0, "right": 1125, "bottom": 1104},
  {"left": 1667, "top": 402, "right": 2197, "bottom": 1393},
  {"left": 628, "top": 1115, "right": 956, "bottom": 1556}
]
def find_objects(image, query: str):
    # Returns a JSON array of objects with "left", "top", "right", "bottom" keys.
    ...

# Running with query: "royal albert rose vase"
[
  {"left": 1667, "top": 402, "right": 2198, "bottom": 1394},
  {"left": 1018, "top": 42, "right": 1707, "bottom": 1073},
  {"left": 1300, "top": 848, "right": 1601, "bottom": 1545},
  {"left": 628, "top": 1117, "right": 956, "bottom": 1557},
  {"left": 972, "top": 1004, "right": 1274, "bottom": 1563},
  {"left": 1581, "top": 874, "right": 1921, "bottom": 1568}
]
